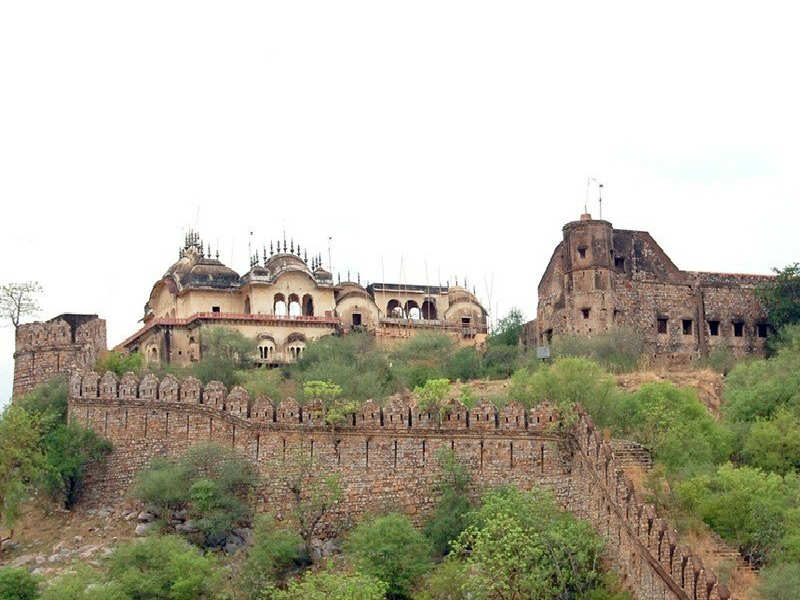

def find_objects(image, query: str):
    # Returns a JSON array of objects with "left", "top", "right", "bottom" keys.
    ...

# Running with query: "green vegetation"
[
  {"left": 95, "top": 350, "right": 144, "bottom": 377},
  {"left": 550, "top": 326, "right": 644, "bottom": 373},
  {"left": 134, "top": 442, "right": 258, "bottom": 547},
  {"left": 422, "top": 449, "right": 473, "bottom": 556},
  {"left": 344, "top": 513, "right": 433, "bottom": 599},
  {"left": 269, "top": 569, "right": 388, "bottom": 600},
  {"left": 240, "top": 516, "right": 305, "bottom": 597},
  {"left": 412, "top": 378, "right": 451, "bottom": 424},
  {"left": 0, "top": 567, "right": 39, "bottom": 600},
  {"left": 757, "top": 263, "right": 800, "bottom": 333}
]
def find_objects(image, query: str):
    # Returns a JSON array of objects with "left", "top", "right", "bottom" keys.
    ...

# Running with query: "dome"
[{"left": 179, "top": 258, "right": 240, "bottom": 290}]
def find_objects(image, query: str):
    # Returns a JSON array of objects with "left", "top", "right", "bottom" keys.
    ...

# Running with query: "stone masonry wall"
[
  {"left": 69, "top": 372, "right": 730, "bottom": 600},
  {"left": 13, "top": 315, "right": 106, "bottom": 399}
]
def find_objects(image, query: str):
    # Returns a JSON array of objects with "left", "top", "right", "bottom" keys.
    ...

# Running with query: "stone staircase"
[{"left": 610, "top": 439, "right": 653, "bottom": 470}]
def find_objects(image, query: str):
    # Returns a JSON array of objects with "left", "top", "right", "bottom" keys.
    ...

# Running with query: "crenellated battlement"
[{"left": 68, "top": 371, "right": 729, "bottom": 600}]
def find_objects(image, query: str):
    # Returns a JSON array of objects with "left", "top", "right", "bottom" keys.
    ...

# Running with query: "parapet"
[{"left": 68, "top": 371, "right": 558, "bottom": 434}]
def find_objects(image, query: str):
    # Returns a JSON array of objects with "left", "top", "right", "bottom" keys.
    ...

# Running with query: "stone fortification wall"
[
  {"left": 13, "top": 315, "right": 106, "bottom": 399},
  {"left": 571, "top": 408, "right": 730, "bottom": 600},
  {"left": 68, "top": 372, "right": 730, "bottom": 600}
]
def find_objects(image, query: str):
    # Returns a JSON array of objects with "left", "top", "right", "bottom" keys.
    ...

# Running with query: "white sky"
[{"left": 1, "top": 1, "right": 798, "bottom": 406}]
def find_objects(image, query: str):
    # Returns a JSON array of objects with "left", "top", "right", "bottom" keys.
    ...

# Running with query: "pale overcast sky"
[{"left": 1, "top": 2, "right": 798, "bottom": 406}]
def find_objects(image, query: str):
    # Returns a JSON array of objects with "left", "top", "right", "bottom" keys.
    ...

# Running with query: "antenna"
[
  {"left": 598, "top": 182, "right": 604, "bottom": 219},
  {"left": 588, "top": 177, "right": 604, "bottom": 219},
  {"left": 328, "top": 236, "right": 332, "bottom": 272}
]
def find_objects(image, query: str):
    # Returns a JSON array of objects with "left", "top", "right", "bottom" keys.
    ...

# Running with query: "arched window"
[
  {"left": 405, "top": 300, "right": 420, "bottom": 320},
  {"left": 387, "top": 299, "right": 404, "bottom": 318},
  {"left": 274, "top": 294, "right": 287, "bottom": 317},
  {"left": 421, "top": 299, "right": 437, "bottom": 320},
  {"left": 288, "top": 294, "right": 301, "bottom": 318},
  {"left": 302, "top": 294, "right": 314, "bottom": 317},
  {"left": 148, "top": 346, "right": 159, "bottom": 363},
  {"left": 244, "top": 296, "right": 251, "bottom": 315}
]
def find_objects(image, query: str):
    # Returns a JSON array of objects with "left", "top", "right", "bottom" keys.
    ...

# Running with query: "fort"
[
  {"left": 529, "top": 214, "right": 773, "bottom": 362},
  {"left": 68, "top": 370, "right": 731, "bottom": 600}
]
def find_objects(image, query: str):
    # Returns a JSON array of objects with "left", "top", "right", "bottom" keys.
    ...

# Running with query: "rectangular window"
[
  {"left": 657, "top": 318, "right": 668, "bottom": 334},
  {"left": 708, "top": 320, "right": 720, "bottom": 336},
  {"left": 757, "top": 323, "right": 768, "bottom": 338},
  {"left": 461, "top": 317, "right": 471, "bottom": 325},
  {"left": 581, "top": 308, "right": 591, "bottom": 319},
  {"left": 682, "top": 319, "right": 693, "bottom": 335},
  {"left": 578, "top": 246, "right": 587, "bottom": 258},
  {"left": 614, "top": 256, "right": 625, "bottom": 269},
  {"left": 352, "top": 313, "right": 362, "bottom": 326},
  {"left": 212, "top": 306, "right": 220, "bottom": 313},
  {"left": 733, "top": 321, "right": 744, "bottom": 337}
]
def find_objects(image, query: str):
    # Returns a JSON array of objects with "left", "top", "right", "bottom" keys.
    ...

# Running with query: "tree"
[
  {"left": 413, "top": 378, "right": 451, "bottom": 425},
  {"left": 424, "top": 448, "right": 473, "bottom": 556},
  {"left": 758, "top": 263, "right": 800, "bottom": 331},
  {"left": 344, "top": 513, "right": 433, "bottom": 600},
  {"left": 303, "top": 380, "right": 358, "bottom": 433},
  {"left": 279, "top": 449, "right": 343, "bottom": 558},
  {"left": 270, "top": 568, "right": 388, "bottom": 600},
  {"left": 0, "top": 405, "right": 42, "bottom": 546},
  {"left": 41, "top": 423, "right": 112, "bottom": 509},
  {"left": 742, "top": 407, "right": 800, "bottom": 475},
  {"left": 490, "top": 307, "right": 525, "bottom": 347},
  {"left": 0, "top": 281, "right": 42, "bottom": 330},
  {"left": 95, "top": 350, "right": 144, "bottom": 377},
  {"left": 240, "top": 515, "right": 305, "bottom": 597}
]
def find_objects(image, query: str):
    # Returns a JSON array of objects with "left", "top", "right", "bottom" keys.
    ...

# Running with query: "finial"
[
  {"left": 290, "top": 239, "right": 294, "bottom": 254},
  {"left": 262, "top": 246, "right": 266, "bottom": 265},
  {"left": 357, "top": 272, "right": 361, "bottom": 285},
  {"left": 216, "top": 247, "right": 220, "bottom": 260},
  {"left": 303, "top": 249, "right": 308, "bottom": 263},
  {"left": 269, "top": 241, "right": 273, "bottom": 256},
  {"left": 337, "top": 272, "right": 340, "bottom": 283},
  {"left": 283, "top": 238, "right": 287, "bottom": 253},
  {"left": 296, "top": 242, "right": 301, "bottom": 256},
  {"left": 347, "top": 269, "right": 351, "bottom": 282}
]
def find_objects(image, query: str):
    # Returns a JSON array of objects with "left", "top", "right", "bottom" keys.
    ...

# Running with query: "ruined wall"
[
  {"left": 68, "top": 372, "right": 731, "bottom": 599},
  {"left": 13, "top": 315, "right": 106, "bottom": 399}
]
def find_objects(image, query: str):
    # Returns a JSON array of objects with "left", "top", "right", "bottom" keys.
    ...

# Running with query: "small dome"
[{"left": 179, "top": 258, "right": 240, "bottom": 289}]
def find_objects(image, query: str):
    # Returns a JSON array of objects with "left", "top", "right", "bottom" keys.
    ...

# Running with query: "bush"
[
  {"left": 675, "top": 464, "right": 800, "bottom": 566},
  {"left": 481, "top": 343, "right": 520, "bottom": 379},
  {"left": 15, "top": 377, "right": 68, "bottom": 431},
  {"left": 40, "top": 566, "right": 120, "bottom": 600},
  {"left": 616, "top": 382, "right": 732, "bottom": 475},
  {"left": 96, "top": 351, "right": 144, "bottom": 377},
  {"left": 0, "top": 567, "right": 39, "bottom": 600},
  {"left": 488, "top": 308, "right": 525, "bottom": 347},
  {"left": 742, "top": 407, "right": 800, "bottom": 475},
  {"left": 423, "top": 449, "right": 472, "bottom": 556},
  {"left": 270, "top": 568, "right": 388, "bottom": 600},
  {"left": 550, "top": 327, "right": 644, "bottom": 373},
  {"left": 241, "top": 516, "right": 305, "bottom": 597},
  {"left": 345, "top": 513, "right": 433, "bottom": 599},
  {"left": 106, "top": 535, "right": 223, "bottom": 600},
  {"left": 699, "top": 347, "right": 738, "bottom": 375},
  {"left": 41, "top": 423, "right": 112, "bottom": 509},
  {"left": 444, "top": 347, "right": 482, "bottom": 382},
  {"left": 756, "top": 562, "right": 800, "bottom": 600},
  {"left": 134, "top": 443, "right": 258, "bottom": 547},
  {"left": 452, "top": 486, "right": 606, "bottom": 599},
  {"left": 390, "top": 334, "right": 453, "bottom": 390},
  {"left": 412, "top": 560, "right": 467, "bottom": 600}
]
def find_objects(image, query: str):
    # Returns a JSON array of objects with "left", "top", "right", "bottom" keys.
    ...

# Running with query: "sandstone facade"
[
  {"left": 69, "top": 371, "right": 731, "bottom": 600},
  {"left": 532, "top": 214, "right": 772, "bottom": 362}
]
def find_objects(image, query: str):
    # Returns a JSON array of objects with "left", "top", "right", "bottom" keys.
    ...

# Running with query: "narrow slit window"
[
  {"left": 212, "top": 306, "right": 221, "bottom": 313},
  {"left": 578, "top": 246, "right": 587, "bottom": 258},
  {"left": 757, "top": 323, "right": 768, "bottom": 338},
  {"left": 581, "top": 308, "right": 591, "bottom": 319},
  {"left": 682, "top": 319, "right": 693, "bottom": 335}
]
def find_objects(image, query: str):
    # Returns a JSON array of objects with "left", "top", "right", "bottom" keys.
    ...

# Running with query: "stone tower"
[{"left": 560, "top": 214, "right": 616, "bottom": 337}]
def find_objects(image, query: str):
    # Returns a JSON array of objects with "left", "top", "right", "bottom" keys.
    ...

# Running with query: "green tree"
[
  {"left": 451, "top": 486, "right": 606, "bottom": 600},
  {"left": 270, "top": 568, "right": 388, "bottom": 600},
  {"left": 191, "top": 327, "right": 258, "bottom": 387},
  {"left": 303, "top": 380, "right": 359, "bottom": 433},
  {"left": 0, "top": 567, "right": 40, "bottom": 600},
  {"left": 742, "top": 407, "right": 800, "bottom": 475},
  {"left": 15, "top": 377, "right": 68, "bottom": 432},
  {"left": 413, "top": 378, "right": 451, "bottom": 425},
  {"left": 106, "top": 535, "right": 223, "bottom": 600},
  {"left": 490, "top": 308, "right": 525, "bottom": 347},
  {"left": 423, "top": 448, "right": 473, "bottom": 556},
  {"left": 412, "top": 561, "right": 468, "bottom": 600},
  {"left": 0, "top": 405, "right": 42, "bottom": 545},
  {"left": 134, "top": 443, "right": 258, "bottom": 547},
  {"left": 41, "top": 423, "right": 112, "bottom": 509},
  {"left": 758, "top": 263, "right": 800, "bottom": 331},
  {"left": 279, "top": 450, "right": 343, "bottom": 558},
  {"left": 344, "top": 513, "right": 433, "bottom": 599},
  {"left": 756, "top": 562, "right": 800, "bottom": 600},
  {"left": 240, "top": 515, "right": 305, "bottom": 597}
]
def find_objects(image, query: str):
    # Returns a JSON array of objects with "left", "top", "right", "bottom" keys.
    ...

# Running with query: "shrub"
[
  {"left": 134, "top": 443, "right": 258, "bottom": 547},
  {"left": 742, "top": 407, "right": 800, "bottom": 475},
  {"left": 270, "top": 568, "right": 388, "bottom": 600},
  {"left": 95, "top": 351, "right": 144, "bottom": 377},
  {"left": 0, "top": 567, "right": 39, "bottom": 600},
  {"left": 488, "top": 308, "right": 525, "bottom": 347},
  {"left": 756, "top": 562, "right": 800, "bottom": 600},
  {"left": 241, "top": 516, "right": 305, "bottom": 597},
  {"left": 550, "top": 327, "right": 644, "bottom": 373},
  {"left": 106, "top": 535, "right": 223, "bottom": 600},
  {"left": 413, "top": 379, "right": 451, "bottom": 425},
  {"left": 756, "top": 263, "right": 800, "bottom": 332},
  {"left": 15, "top": 377, "right": 68, "bottom": 432},
  {"left": 423, "top": 449, "right": 472, "bottom": 556},
  {"left": 412, "top": 560, "right": 468, "bottom": 600},
  {"left": 391, "top": 334, "right": 454, "bottom": 389},
  {"left": 41, "top": 423, "right": 112, "bottom": 509},
  {"left": 444, "top": 347, "right": 482, "bottom": 382},
  {"left": 40, "top": 566, "right": 121, "bottom": 600},
  {"left": 452, "top": 486, "right": 606, "bottom": 599},
  {"left": 699, "top": 347, "right": 738, "bottom": 375},
  {"left": 481, "top": 343, "right": 520, "bottom": 378},
  {"left": 345, "top": 513, "right": 433, "bottom": 599},
  {"left": 0, "top": 405, "right": 43, "bottom": 534},
  {"left": 238, "top": 368, "right": 285, "bottom": 403},
  {"left": 190, "top": 327, "right": 258, "bottom": 387}
]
